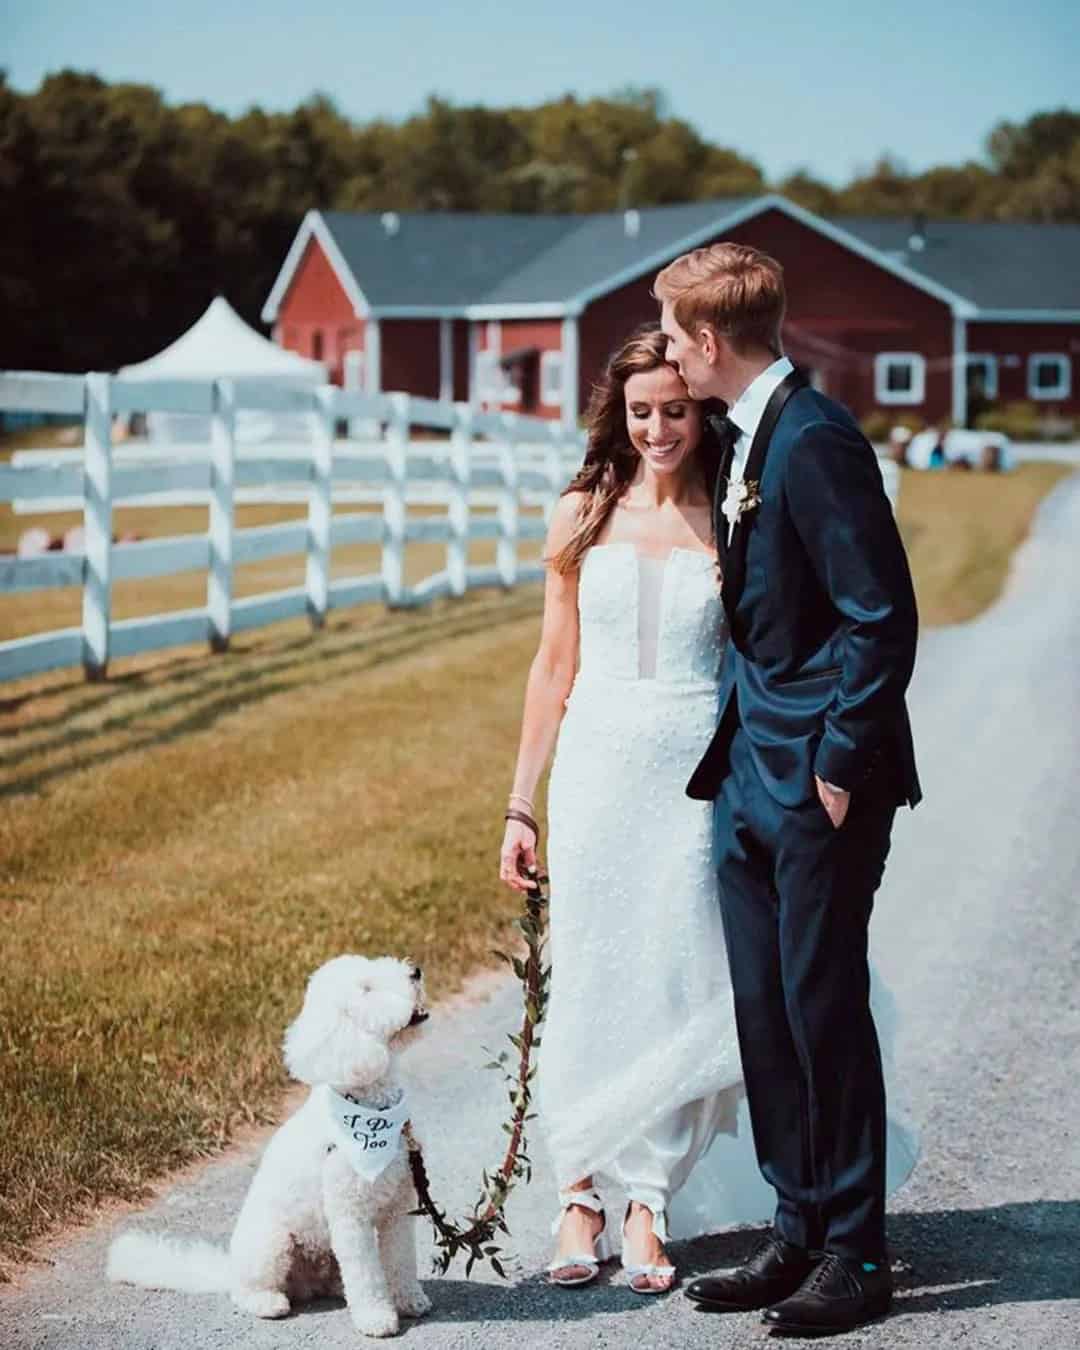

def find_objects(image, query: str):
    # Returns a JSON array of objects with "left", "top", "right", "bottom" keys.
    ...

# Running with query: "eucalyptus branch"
[{"left": 407, "top": 868, "right": 550, "bottom": 1279}]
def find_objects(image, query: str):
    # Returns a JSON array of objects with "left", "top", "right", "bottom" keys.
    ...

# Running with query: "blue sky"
[{"left": 4, "top": 0, "right": 1078, "bottom": 185}]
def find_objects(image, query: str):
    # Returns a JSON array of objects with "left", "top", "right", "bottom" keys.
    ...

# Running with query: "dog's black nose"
[{"left": 409, "top": 1008, "right": 429, "bottom": 1026}]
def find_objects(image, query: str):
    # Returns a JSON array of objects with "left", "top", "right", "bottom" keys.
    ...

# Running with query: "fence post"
[
  {"left": 208, "top": 379, "right": 236, "bottom": 652},
  {"left": 497, "top": 411, "right": 519, "bottom": 588},
  {"left": 306, "top": 385, "right": 335, "bottom": 628},
  {"left": 544, "top": 421, "right": 568, "bottom": 526},
  {"left": 383, "top": 393, "right": 409, "bottom": 607},
  {"left": 448, "top": 402, "right": 472, "bottom": 597},
  {"left": 81, "top": 372, "right": 113, "bottom": 680}
]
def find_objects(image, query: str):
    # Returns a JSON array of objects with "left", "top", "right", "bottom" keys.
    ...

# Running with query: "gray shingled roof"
[
  {"left": 317, "top": 200, "right": 1080, "bottom": 315},
  {"left": 319, "top": 209, "right": 574, "bottom": 307},
  {"left": 837, "top": 217, "right": 1080, "bottom": 311},
  {"left": 477, "top": 199, "right": 760, "bottom": 305}
]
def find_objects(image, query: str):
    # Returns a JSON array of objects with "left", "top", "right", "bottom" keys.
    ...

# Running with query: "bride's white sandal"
[
  {"left": 621, "top": 1201, "right": 677, "bottom": 1295},
  {"left": 547, "top": 1189, "right": 613, "bottom": 1287}
]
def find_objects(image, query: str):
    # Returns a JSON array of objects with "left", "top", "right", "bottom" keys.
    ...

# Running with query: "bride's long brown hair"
[{"left": 548, "top": 325, "right": 726, "bottom": 574}]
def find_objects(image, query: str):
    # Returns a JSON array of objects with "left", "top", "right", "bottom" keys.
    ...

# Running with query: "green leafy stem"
[{"left": 407, "top": 868, "right": 550, "bottom": 1279}]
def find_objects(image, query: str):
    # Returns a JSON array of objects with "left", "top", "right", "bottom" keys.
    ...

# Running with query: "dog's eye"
[{"left": 410, "top": 965, "right": 422, "bottom": 981}]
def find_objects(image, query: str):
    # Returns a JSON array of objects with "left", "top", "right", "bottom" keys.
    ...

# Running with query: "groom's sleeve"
[{"left": 784, "top": 420, "right": 918, "bottom": 791}]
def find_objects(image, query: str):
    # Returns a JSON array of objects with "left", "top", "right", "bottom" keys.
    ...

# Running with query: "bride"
[{"left": 498, "top": 327, "right": 915, "bottom": 1296}]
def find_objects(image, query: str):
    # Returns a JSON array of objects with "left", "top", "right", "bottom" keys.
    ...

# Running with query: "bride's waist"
[{"left": 570, "top": 669, "right": 719, "bottom": 696}]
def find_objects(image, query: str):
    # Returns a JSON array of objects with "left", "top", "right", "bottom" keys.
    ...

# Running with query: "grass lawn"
[
  {"left": 0, "top": 455, "right": 1072, "bottom": 1277},
  {"left": 895, "top": 461, "right": 1072, "bottom": 625}
]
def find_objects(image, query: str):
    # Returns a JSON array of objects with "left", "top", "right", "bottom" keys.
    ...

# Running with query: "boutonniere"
[{"left": 721, "top": 478, "right": 762, "bottom": 529}]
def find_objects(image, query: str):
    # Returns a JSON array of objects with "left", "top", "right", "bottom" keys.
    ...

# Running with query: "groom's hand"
[{"left": 815, "top": 775, "right": 851, "bottom": 830}]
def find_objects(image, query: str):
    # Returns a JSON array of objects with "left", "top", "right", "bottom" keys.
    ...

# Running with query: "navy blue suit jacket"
[{"left": 687, "top": 379, "right": 921, "bottom": 809}]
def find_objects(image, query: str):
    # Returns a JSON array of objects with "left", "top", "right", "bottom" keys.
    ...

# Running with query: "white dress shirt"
[{"left": 724, "top": 355, "right": 795, "bottom": 543}]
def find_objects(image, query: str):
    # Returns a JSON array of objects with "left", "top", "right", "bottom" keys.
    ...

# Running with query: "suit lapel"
[{"left": 721, "top": 368, "right": 808, "bottom": 617}]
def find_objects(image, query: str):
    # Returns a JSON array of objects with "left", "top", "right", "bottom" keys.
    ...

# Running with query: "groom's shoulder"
[
  {"left": 772, "top": 388, "right": 869, "bottom": 462},
  {"left": 784, "top": 385, "right": 863, "bottom": 440}
]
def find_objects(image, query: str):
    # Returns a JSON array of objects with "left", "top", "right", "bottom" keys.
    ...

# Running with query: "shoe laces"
[
  {"left": 746, "top": 1233, "right": 788, "bottom": 1273},
  {"left": 803, "top": 1253, "right": 860, "bottom": 1298}
]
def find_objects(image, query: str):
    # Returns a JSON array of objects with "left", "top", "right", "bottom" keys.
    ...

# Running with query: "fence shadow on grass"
[{"left": 0, "top": 589, "right": 542, "bottom": 799}]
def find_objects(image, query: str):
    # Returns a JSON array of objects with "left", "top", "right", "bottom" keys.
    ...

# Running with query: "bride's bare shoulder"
[{"left": 545, "top": 490, "right": 590, "bottom": 553}]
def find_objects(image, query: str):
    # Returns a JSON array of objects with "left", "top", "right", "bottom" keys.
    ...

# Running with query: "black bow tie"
[{"left": 709, "top": 414, "right": 741, "bottom": 466}]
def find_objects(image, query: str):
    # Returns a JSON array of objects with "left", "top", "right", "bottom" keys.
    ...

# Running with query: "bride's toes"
[{"left": 630, "top": 1270, "right": 675, "bottom": 1294}]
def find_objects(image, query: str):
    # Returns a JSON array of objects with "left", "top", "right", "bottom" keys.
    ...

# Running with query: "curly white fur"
[{"left": 107, "top": 955, "right": 433, "bottom": 1338}]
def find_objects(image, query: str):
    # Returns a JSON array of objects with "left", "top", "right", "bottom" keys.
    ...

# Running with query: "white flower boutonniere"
[{"left": 721, "top": 478, "right": 762, "bottom": 530}]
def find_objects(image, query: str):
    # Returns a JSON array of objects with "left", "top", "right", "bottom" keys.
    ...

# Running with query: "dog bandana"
[{"left": 327, "top": 1087, "right": 410, "bottom": 1181}]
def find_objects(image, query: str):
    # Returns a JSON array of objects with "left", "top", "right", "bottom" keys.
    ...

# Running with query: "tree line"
[{"left": 2, "top": 71, "right": 1078, "bottom": 373}]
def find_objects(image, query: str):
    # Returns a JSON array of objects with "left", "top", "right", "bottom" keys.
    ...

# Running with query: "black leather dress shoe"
[
  {"left": 684, "top": 1234, "right": 816, "bottom": 1312},
  {"left": 762, "top": 1253, "right": 892, "bottom": 1335}
]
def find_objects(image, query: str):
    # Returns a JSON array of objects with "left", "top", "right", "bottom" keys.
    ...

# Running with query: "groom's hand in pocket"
[{"left": 815, "top": 775, "right": 851, "bottom": 830}]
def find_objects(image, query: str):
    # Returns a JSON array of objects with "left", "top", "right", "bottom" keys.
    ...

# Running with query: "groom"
[{"left": 655, "top": 244, "right": 920, "bottom": 1335}]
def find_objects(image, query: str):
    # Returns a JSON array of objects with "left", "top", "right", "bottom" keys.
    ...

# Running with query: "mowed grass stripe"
[{"left": 0, "top": 460, "right": 1072, "bottom": 1277}]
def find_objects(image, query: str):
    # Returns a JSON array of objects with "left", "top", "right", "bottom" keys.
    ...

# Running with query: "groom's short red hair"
[{"left": 653, "top": 243, "right": 785, "bottom": 357}]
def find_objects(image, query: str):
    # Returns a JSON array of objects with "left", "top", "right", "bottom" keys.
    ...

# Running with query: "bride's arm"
[{"left": 499, "top": 493, "right": 583, "bottom": 893}]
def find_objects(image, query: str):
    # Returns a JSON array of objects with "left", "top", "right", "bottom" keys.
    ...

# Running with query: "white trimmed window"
[
  {"left": 540, "top": 351, "right": 564, "bottom": 406},
  {"left": 1028, "top": 353, "right": 1071, "bottom": 401},
  {"left": 966, "top": 354, "right": 998, "bottom": 400},
  {"left": 475, "top": 350, "right": 520, "bottom": 404},
  {"left": 874, "top": 352, "right": 926, "bottom": 406}
]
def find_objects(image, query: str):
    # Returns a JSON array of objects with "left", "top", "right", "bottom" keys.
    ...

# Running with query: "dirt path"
[{"left": 4, "top": 475, "right": 1079, "bottom": 1350}]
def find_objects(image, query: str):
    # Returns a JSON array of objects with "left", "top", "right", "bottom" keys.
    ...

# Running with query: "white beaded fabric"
[{"left": 537, "top": 541, "right": 919, "bottom": 1241}]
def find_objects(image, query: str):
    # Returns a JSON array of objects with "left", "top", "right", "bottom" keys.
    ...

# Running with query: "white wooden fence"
[{"left": 0, "top": 373, "right": 586, "bottom": 683}]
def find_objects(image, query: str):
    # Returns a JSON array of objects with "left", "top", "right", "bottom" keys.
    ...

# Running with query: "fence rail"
[{"left": 1, "top": 373, "right": 585, "bottom": 683}]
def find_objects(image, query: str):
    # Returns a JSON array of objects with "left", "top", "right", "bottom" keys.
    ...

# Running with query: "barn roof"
[
  {"left": 262, "top": 197, "right": 1080, "bottom": 323},
  {"left": 835, "top": 217, "right": 1080, "bottom": 313}
]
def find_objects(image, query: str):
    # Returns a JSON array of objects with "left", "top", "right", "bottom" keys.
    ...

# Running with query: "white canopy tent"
[{"left": 119, "top": 296, "right": 326, "bottom": 444}]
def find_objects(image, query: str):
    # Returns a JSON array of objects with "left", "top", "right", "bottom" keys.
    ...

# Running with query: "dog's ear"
[{"left": 283, "top": 1011, "right": 391, "bottom": 1088}]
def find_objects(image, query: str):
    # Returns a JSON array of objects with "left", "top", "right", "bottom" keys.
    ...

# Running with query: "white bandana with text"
[{"left": 327, "top": 1086, "right": 409, "bottom": 1181}]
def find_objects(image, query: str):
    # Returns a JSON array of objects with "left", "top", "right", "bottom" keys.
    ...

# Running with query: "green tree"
[
  {"left": 836, "top": 155, "right": 914, "bottom": 215},
  {"left": 777, "top": 169, "right": 839, "bottom": 215}
]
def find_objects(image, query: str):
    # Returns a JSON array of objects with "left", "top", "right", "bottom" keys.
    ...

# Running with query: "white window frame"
[
  {"left": 1027, "top": 353, "right": 1071, "bottom": 401},
  {"left": 966, "top": 353, "right": 998, "bottom": 400},
  {"left": 874, "top": 352, "right": 926, "bottom": 406},
  {"left": 540, "top": 350, "right": 564, "bottom": 407},
  {"left": 475, "top": 350, "right": 520, "bottom": 405}
]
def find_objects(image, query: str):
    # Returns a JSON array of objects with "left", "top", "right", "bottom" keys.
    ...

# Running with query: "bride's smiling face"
[{"left": 623, "top": 364, "right": 703, "bottom": 477}]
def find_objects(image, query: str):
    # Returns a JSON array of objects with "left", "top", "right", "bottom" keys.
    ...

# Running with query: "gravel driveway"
[{"left": 4, "top": 473, "right": 1079, "bottom": 1350}]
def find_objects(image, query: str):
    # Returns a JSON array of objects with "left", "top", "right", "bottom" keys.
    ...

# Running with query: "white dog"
[{"left": 107, "top": 955, "right": 433, "bottom": 1338}]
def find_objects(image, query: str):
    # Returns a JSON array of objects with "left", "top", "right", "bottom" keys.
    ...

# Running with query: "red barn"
[{"left": 262, "top": 198, "right": 1080, "bottom": 429}]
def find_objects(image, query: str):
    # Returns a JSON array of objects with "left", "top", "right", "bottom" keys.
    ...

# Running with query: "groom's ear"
[{"left": 698, "top": 323, "right": 722, "bottom": 366}]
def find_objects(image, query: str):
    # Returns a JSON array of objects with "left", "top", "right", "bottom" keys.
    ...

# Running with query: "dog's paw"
[
  {"left": 350, "top": 1301, "right": 400, "bottom": 1338},
  {"left": 232, "top": 1288, "right": 291, "bottom": 1319},
  {"left": 395, "top": 1286, "right": 432, "bottom": 1318}
]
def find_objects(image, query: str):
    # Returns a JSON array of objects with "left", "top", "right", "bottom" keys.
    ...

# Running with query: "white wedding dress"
[{"left": 537, "top": 541, "right": 918, "bottom": 1243}]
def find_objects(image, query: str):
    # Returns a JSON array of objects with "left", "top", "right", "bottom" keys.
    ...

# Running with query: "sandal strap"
[
  {"left": 556, "top": 1188, "right": 604, "bottom": 1214},
  {"left": 547, "top": 1253, "right": 601, "bottom": 1272},
  {"left": 623, "top": 1199, "right": 669, "bottom": 1242},
  {"left": 551, "top": 1188, "right": 604, "bottom": 1237},
  {"left": 624, "top": 1263, "right": 676, "bottom": 1278}
]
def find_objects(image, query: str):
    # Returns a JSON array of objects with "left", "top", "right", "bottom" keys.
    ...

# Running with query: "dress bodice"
[{"left": 577, "top": 543, "right": 726, "bottom": 685}]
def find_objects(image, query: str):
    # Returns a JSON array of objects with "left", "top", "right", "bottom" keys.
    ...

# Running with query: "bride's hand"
[{"left": 500, "top": 820, "right": 538, "bottom": 893}]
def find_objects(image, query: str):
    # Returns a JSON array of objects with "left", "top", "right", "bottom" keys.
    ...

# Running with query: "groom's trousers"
[{"left": 713, "top": 725, "right": 896, "bottom": 1261}]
